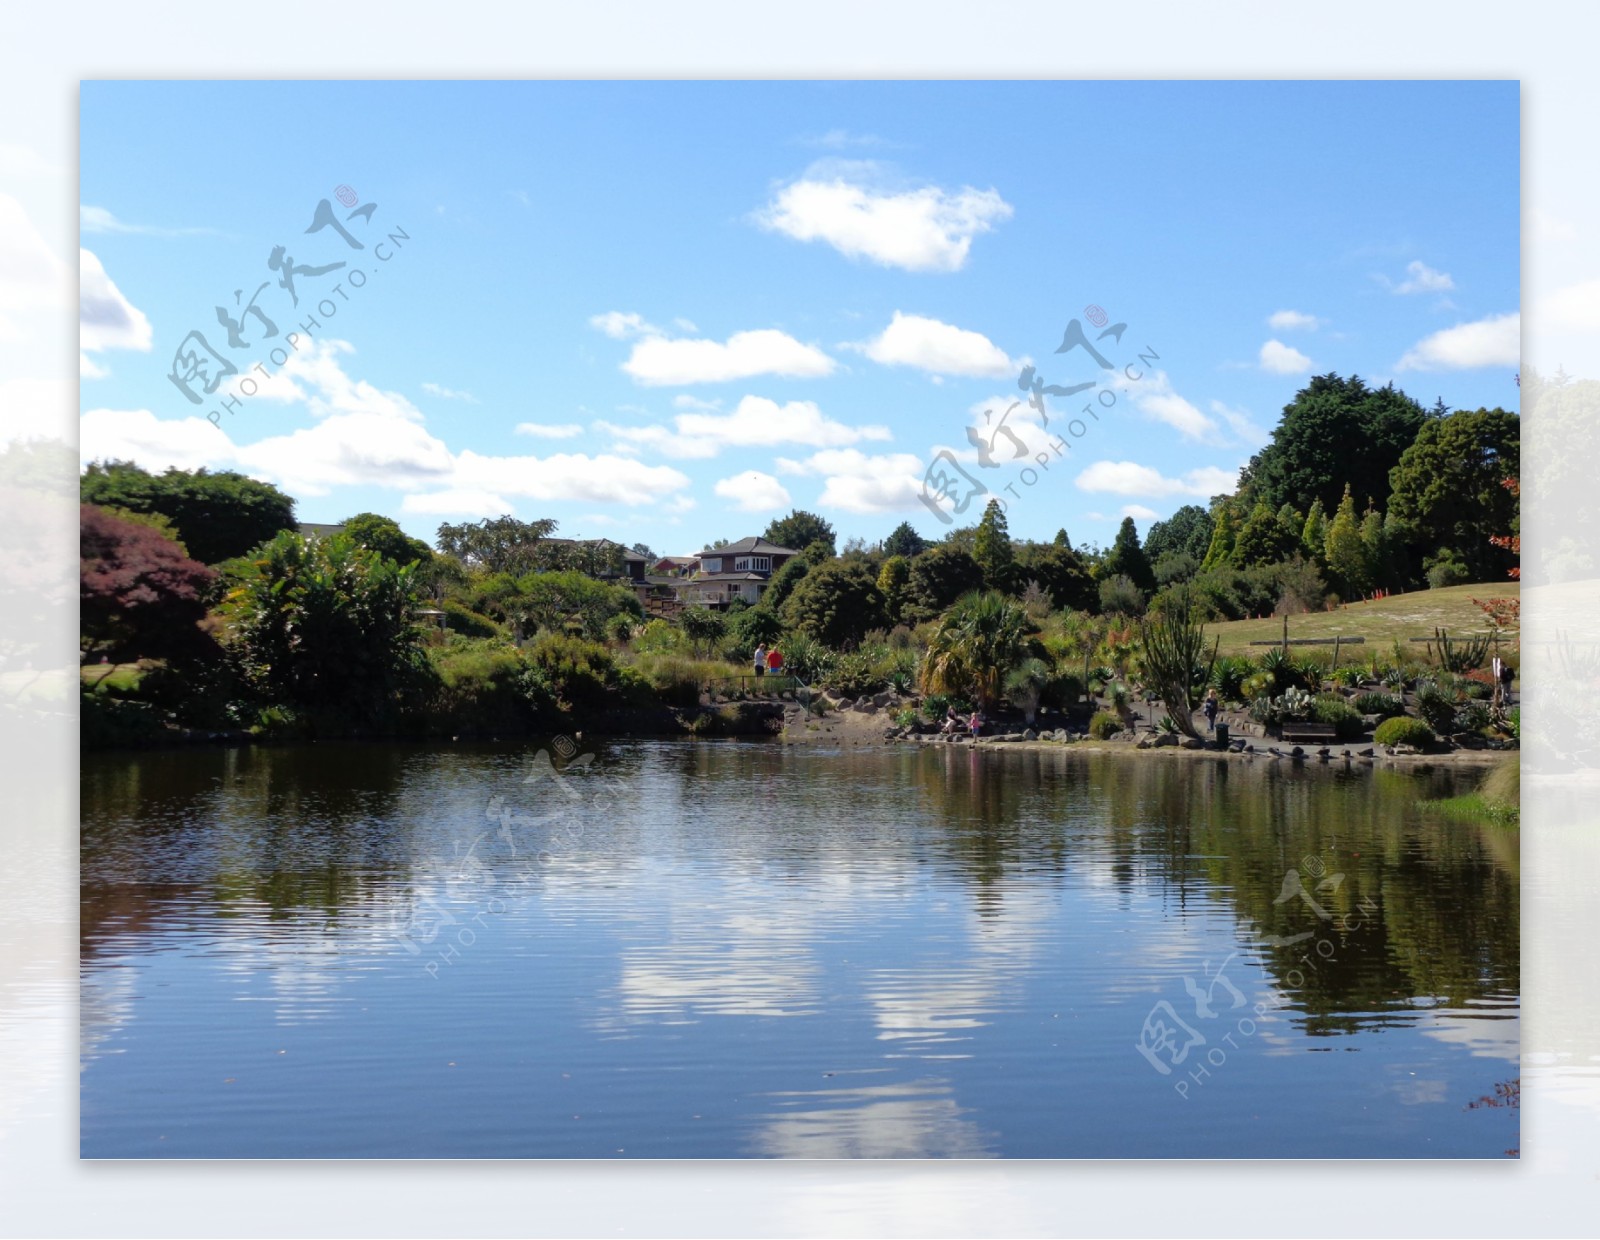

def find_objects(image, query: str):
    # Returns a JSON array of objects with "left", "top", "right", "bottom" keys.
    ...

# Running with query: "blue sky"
[{"left": 78, "top": 80, "right": 1519, "bottom": 554}]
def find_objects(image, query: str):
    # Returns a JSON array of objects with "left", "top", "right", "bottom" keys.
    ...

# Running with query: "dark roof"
[
  {"left": 689, "top": 571, "right": 768, "bottom": 582},
  {"left": 695, "top": 537, "right": 798, "bottom": 557}
]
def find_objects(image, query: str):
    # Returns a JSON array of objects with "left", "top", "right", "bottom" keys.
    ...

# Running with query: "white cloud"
[
  {"left": 1267, "top": 309, "right": 1321, "bottom": 331},
  {"left": 755, "top": 173, "right": 1013, "bottom": 273},
  {"left": 79, "top": 249, "right": 152, "bottom": 368},
  {"left": 514, "top": 421, "right": 584, "bottom": 439},
  {"left": 1541, "top": 280, "right": 1600, "bottom": 332},
  {"left": 0, "top": 142, "right": 56, "bottom": 178},
  {"left": 596, "top": 395, "right": 888, "bottom": 459},
  {"left": 80, "top": 407, "right": 229, "bottom": 473},
  {"left": 1074, "top": 459, "right": 1240, "bottom": 499},
  {"left": 589, "top": 310, "right": 662, "bottom": 340},
  {"left": 1259, "top": 339, "right": 1313, "bottom": 375},
  {"left": 400, "top": 489, "right": 514, "bottom": 518},
  {"left": 422, "top": 381, "right": 479, "bottom": 403},
  {"left": 79, "top": 205, "right": 216, "bottom": 237},
  {"left": 853, "top": 311, "right": 1016, "bottom": 377},
  {"left": 0, "top": 376, "right": 71, "bottom": 445},
  {"left": 1121, "top": 504, "right": 1160, "bottom": 520},
  {"left": 450, "top": 449, "right": 690, "bottom": 506},
  {"left": 714, "top": 470, "right": 791, "bottom": 513},
  {"left": 0, "top": 192, "right": 68, "bottom": 340},
  {"left": 1108, "top": 369, "right": 1221, "bottom": 440},
  {"left": 233, "top": 413, "right": 456, "bottom": 497},
  {"left": 1391, "top": 260, "right": 1455, "bottom": 295},
  {"left": 779, "top": 447, "right": 929, "bottom": 515},
  {"left": 1209, "top": 400, "right": 1271, "bottom": 448},
  {"left": 243, "top": 338, "right": 427, "bottom": 423},
  {"left": 1396, "top": 312, "right": 1520, "bottom": 371},
  {"left": 621, "top": 328, "right": 836, "bottom": 386}
]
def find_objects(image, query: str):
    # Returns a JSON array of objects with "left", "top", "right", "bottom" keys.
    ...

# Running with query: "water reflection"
[{"left": 80, "top": 740, "right": 1519, "bottom": 1157}]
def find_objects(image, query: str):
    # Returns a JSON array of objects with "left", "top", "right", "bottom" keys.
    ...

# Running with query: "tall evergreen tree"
[
  {"left": 1360, "top": 502, "right": 1390, "bottom": 592},
  {"left": 1200, "top": 504, "right": 1239, "bottom": 571},
  {"left": 1323, "top": 485, "right": 1368, "bottom": 598},
  {"left": 1102, "top": 516, "right": 1155, "bottom": 593},
  {"left": 973, "top": 499, "right": 1016, "bottom": 591},
  {"left": 882, "top": 520, "right": 928, "bottom": 560},
  {"left": 1300, "top": 498, "right": 1329, "bottom": 562}
]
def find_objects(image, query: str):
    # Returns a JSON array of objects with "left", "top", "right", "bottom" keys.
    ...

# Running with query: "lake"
[{"left": 79, "top": 739, "right": 1519, "bottom": 1158}]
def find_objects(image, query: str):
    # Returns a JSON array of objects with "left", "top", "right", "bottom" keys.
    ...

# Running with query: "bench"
[{"left": 1279, "top": 722, "right": 1337, "bottom": 744}]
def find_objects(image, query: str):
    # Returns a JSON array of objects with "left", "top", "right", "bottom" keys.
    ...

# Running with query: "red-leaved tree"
[{"left": 81, "top": 503, "right": 217, "bottom": 662}]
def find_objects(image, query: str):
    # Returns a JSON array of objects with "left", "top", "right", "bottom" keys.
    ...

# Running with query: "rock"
[
  {"left": 1154, "top": 733, "right": 1180, "bottom": 748},
  {"left": 872, "top": 691, "right": 894, "bottom": 709},
  {"left": 1136, "top": 734, "right": 1155, "bottom": 749},
  {"left": 1358, "top": 747, "right": 1375, "bottom": 757},
  {"left": 1393, "top": 743, "right": 1420, "bottom": 756},
  {"left": 1180, "top": 737, "right": 1205, "bottom": 750},
  {"left": 1023, "top": 728, "right": 1038, "bottom": 741}
]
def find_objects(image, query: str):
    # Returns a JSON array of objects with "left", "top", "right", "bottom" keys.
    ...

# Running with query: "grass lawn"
[
  {"left": 81, "top": 662, "right": 147, "bottom": 694},
  {"left": 1205, "top": 581, "right": 1521, "bottom": 657}
]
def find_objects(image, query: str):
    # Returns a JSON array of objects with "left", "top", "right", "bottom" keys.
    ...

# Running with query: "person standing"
[
  {"left": 766, "top": 646, "right": 784, "bottom": 677},
  {"left": 1203, "top": 687, "right": 1219, "bottom": 732},
  {"left": 752, "top": 643, "right": 767, "bottom": 680}
]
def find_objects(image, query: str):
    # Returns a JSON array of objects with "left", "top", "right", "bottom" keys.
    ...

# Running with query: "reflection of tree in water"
[{"left": 902, "top": 749, "right": 1518, "bottom": 1027}]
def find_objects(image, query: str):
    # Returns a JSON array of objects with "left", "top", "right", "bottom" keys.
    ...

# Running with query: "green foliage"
[
  {"left": 1240, "top": 670, "right": 1274, "bottom": 700},
  {"left": 726, "top": 605, "right": 785, "bottom": 659},
  {"left": 630, "top": 652, "right": 737, "bottom": 708},
  {"left": 760, "top": 554, "right": 811, "bottom": 613},
  {"left": 973, "top": 499, "right": 1016, "bottom": 591},
  {"left": 633, "top": 617, "right": 689, "bottom": 655},
  {"left": 763, "top": 509, "right": 836, "bottom": 555},
  {"left": 823, "top": 650, "right": 885, "bottom": 698},
  {"left": 220, "top": 531, "right": 430, "bottom": 727},
  {"left": 425, "top": 640, "right": 546, "bottom": 732},
  {"left": 783, "top": 559, "right": 887, "bottom": 647},
  {"left": 1249, "top": 685, "right": 1315, "bottom": 727},
  {"left": 1210, "top": 655, "right": 1254, "bottom": 700},
  {"left": 440, "top": 599, "right": 502, "bottom": 638},
  {"left": 342, "top": 512, "right": 433, "bottom": 565},
  {"left": 775, "top": 630, "right": 834, "bottom": 682},
  {"left": 883, "top": 521, "right": 929, "bottom": 559},
  {"left": 1311, "top": 693, "right": 1366, "bottom": 740},
  {"left": 1323, "top": 485, "right": 1370, "bottom": 597},
  {"left": 1199, "top": 503, "right": 1239, "bottom": 571},
  {"left": 1375, "top": 716, "right": 1435, "bottom": 748},
  {"left": 1089, "top": 710, "right": 1124, "bottom": 740},
  {"left": 1387, "top": 407, "right": 1520, "bottom": 582},
  {"left": 1412, "top": 676, "right": 1462, "bottom": 733},
  {"left": 904, "top": 546, "right": 984, "bottom": 623},
  {"left": 1238, "top": 372, "right": 1428, "bottom": 517},
  {"left": 1428, "top": 626, "right": 1492, "bottom": 672},
  {"left": 434, "top": 515, "right": 558, "bottom": 575},
  {"left": 1425, "top": 550, "right": 1472, "bottom": 590},
  {"left": 1144, "top": 504, "right": 1214, "bottom": 566},
  {"left": 680, "top": 606, "right": 728, "bottom": 655},
  {"left": 1139, "top": 584, "right": 1218, "bottom": 737},
  {"left": 1352, "top": 691, "right": 1405, "bottom": 719},
  {"left": 876, "top": 554, "right": 911, "bottom": 623},
  {"left": 1003, "top": 656, "right": 1051, "bottom": 724},
  {"left": 520, "top": 633, "right": 618, "bottom": 710},
  {"left": 920, "top": 590, "right": 1032, "bottom": 710},
  {"left": 1102, "top": 516, "right": 1155, "bottom": 593},
  {"left": 1098, "top": 574, "right": 1146, "bottom": 617},
  {"left": 1235, "top": 499, "right": 1301, "bottom": 567},
  {"left": 1014, "top": 542, "right": 1096, "bottom": 611},
  {"left": 1153, "top": 552, "right": 1200, "bottom": 588},
  {"left": 1300, "top": 498, "right": 1328, "bottom": 562},
  {"left": 1256, "top": 647, "right": 1302, "bottom": 694},
  {"left": 81, "top": 461, "right": 298, "bottom": 565}
]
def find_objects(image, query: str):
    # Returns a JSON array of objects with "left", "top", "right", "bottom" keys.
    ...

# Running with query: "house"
[
  {"left": 297, "top": 522, "right": 346, "bottom": 540},
  {"left": 652, "top": 555, "right": 697, "bottom": 577},
  {"left": 677, "top": 537, "right": 799, "bottom": 609}
]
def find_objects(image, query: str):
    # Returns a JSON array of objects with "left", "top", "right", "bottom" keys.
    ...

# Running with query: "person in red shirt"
[{"left": 766, "top": 647, "right": 784, "bottom": 675}]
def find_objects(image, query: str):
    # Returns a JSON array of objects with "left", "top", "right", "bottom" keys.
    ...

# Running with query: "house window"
[
  {"left": 702, "top": 558, "right": 721, "bottom": 573},
  {"left": 734, "top": 556, "right": 770, "bottom": 573}
]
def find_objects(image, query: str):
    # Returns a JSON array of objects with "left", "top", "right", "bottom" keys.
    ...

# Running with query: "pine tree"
[
  {"left": 1301, "top": 498, "right": 1328, "bottom": 562},
  {"left": 1102, "top": 515, "right": 1156, "bottom": 593},
  {"left": 1323, "top": 484, "right": 1368, "bottom": 598},
  {"left": 1274, "top": 503, "right": 1304, "bottom": 555},
  {"left": 973, "top": 499, "right": 1016, "bottom": 591},
  {"left": 877, "top": 554, "right": 911, "bottom": 623},
  {"left": 1200, "top": 504, "right": 1238, "bottom": 571},
  {"left": 1053, "top": 528, "right": 1072, "bottom": 549},
  {"left": 1359, "top": 501, "right": 1388, "bottom": 593}
]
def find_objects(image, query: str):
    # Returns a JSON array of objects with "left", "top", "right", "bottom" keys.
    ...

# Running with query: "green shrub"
[
  {"left": 1453, "top": 700, "right": 1492, "bottom": 733},
  {"left": 1508, "top": 706, "right": 1520, "bottom": 740},
  {"left": 1375, "top": 716, "right": 1435, "bottom": 748},
  {"left": 1312, "top": 693, "right": 1365, "bottom": 740},
  {"left": 630, "top": 652, "right": 737, "bottom": 708},
  {"left": 633, "top": 617, "right": 690, "bottom": 655},
  {"left": 824, "top": 650, "right": 884, "bottom": 698},
  {"left": 1210, "top": 655, "right": 1253, "bottom": 700},
  {"left": 1412, "top": 677, "right": 1461, "bottom": 733},
  {"left": 1089, "top": 710, "right": 1123, "bottom": 739},
  {"left": 441, "top": 599, "right": 502, "bottom": 638},
  {"left": 892, "top": 706, "right": 919, "bottom": 729},
  {"left": 1352, "top": 691, "right": 1405, "bottom": 719},
  {"left": 523, "top": 633, "right": 616, "bottom": 709},
  {"left": 1240, "top": 670, "right": 1274, "bottom": 701}
]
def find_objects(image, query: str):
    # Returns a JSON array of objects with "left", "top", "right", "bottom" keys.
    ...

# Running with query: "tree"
[
  {"left": 1359, "top": 503, "right": 1391, "bottom": 592},
  {"left": 1386, "top": 407, "right": 1520, "bottom": 582},
  {"left": 761, "top": 554, "right": 812, "bottom": 612},
  {"left": 435, "top": 515, "right": 558, "bottom": 575},
  {"left": 1014, "top": 542, "right": 1096, "bottom": 612},
  {"left": 763, "top": 509, "right": 835, "bottom": 555},
  {"left": 1199, "top": 503, "right": 1239, "bottom": 571},
  {"left": 80, "top": 504, "right": 217, "bottom": 662},
  {"left": 1300, "top": 498, "right": 1329, "bottom": 563},
  {"left": 920, "top": 590, "right": 1031, "bottom": 710},
  {"left": 1139, "top": 585, "right": 1218, "bottom": 740},
  {"left": 882, "top": 520, "right": 928, "bottom": 560},
  {"left": 973, "top": 499, "right": 1016, "bottom": 591},
  {"left": 903, "top": 546, "right": 985, "bottom": 623},
  {"left": 342, "top": 512, "right": 433, "bottom": 566},
  {"left": 221, "top": 531, "right": 428, "bottom": 725},
  {"left": 680, "top": 606, "right": 727, "bottom": 656},
  {"left": 1237, "top": 373, "right": 1430, "bottom": 516},
  {"left": 1143, "top": 505, "right": 1213, "bottom": 565},
  {"left": 876, "top": 555, "right": 911, "bottom": 623},
  {"left": 1003, "top": 657, "right": 1051, "bottom": 725},
  {"left": 81, "top": 461, "right": 297, "bottom": 565},
  {"left": 517, "top": 571, "right": 641, "bottom": 639},
  {"left": 1101, "top": 517, "right": 1155, "bottom": 594},
  {"left": 1234, "top": 500, "right": 1302, "bottom": 568},
  {"left": 631, "top": 541, "right": 656, "bottom": 560},
  {"left": 1323, "top": 485, "right": 1369, "bottom": 597},
  {"left": 782, "top": 560, "right": 886, "bottom": 647},
  {"left": 1053, "top": 528, "right": 1073, "bottom": 550}
]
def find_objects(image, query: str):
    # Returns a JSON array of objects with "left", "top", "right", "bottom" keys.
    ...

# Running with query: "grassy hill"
[{"left": 1205, "top": 581, "right": 1520, "bottom": 657}]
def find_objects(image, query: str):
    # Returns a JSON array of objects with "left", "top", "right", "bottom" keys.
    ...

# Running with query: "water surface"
[{"left": 80, "top": 739, "right": 1519, "bottom": 1158}]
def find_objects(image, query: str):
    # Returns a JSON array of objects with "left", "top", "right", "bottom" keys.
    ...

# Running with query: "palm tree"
[
  {"left": 920, "top": 590, "right": 1031, "bottom": 710},
  {"left": 1003, "top": 657, "right": 1050, "bottom": 725}
]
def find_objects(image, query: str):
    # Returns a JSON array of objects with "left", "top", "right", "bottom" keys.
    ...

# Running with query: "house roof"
[
  {"left": 543, "top": 536, "right": 648, "bottom": 563},
  {"left": 689, "top": 571, "right": 768, "bottom": 582},
  {"left": 695, "top": 537, "right": 798, "bottom": 557}
]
